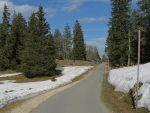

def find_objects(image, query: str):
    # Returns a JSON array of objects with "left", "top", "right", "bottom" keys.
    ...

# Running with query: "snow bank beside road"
[
  {"left": 108, "top": 63, "right": 150, "bottom": 110},
  {"left": 0, "top": 73, "right": 22, "bottom": 78},
  {"left": 0, "top": 66, "right": 93, "bottom": 109}
]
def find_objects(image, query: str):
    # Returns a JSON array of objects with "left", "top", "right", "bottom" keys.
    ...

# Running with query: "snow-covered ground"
[
  {"left": 0, "top": 66, "right": 93, "bottom": 108},
  {"left": 0, "top": 73, "right": 22, "bottom": 78},
  {"left": 108, "top": 63, "right": 150, "bottom": 110}
]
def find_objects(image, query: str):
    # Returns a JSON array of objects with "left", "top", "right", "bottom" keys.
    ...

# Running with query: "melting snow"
[
  {"left": 0, "top": 66, "right": 93, "bottom": 108},
  {"left": 108, "top": 63, "right": 150, "bottom": 110}
]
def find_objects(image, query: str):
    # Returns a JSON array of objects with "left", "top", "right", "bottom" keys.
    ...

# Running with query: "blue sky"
[{"left": 0, "top": 0, "right": 137, "bottom": 56}]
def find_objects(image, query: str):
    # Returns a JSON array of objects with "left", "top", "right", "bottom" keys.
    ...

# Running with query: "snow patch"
[
  {"left": 0, "top": 66, "right": 93, "bottom": 108},
  {"left": 108, "top": 62, "right": 150, "bottom": 110},
  {"left": 0, "top": 73, "right": 22, "bottom": 78}
]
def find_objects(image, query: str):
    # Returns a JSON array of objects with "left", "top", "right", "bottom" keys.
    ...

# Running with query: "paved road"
[{"left": 32, "top": 64, "right": 109, "bottom": 113}]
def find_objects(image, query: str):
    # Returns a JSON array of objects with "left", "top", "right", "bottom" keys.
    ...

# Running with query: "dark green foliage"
[
  {"left": 0, "top": 4, "right": 11, "bottom": 70},
  {"left": 63, "top": 24, "right": 72, "bottom": 59},
  {"left": 21, "top": 6, "right": 56, "bottom": 77},
  {"left": 10, "top": 12, "right": 27, "bottom": 69},
  {"left": 51, "top": 76, "right": 56, "bottom": 81},
  {"left": 129, "top": 10, "right": 146, "bottom": 64},
  {"left": 73, "top": 20, "right": 86, "bottom": 60},
  {"left": 0, "top": 4, "right": 90, "bottom": 77},
  {"left": 106, "top": 0, "right": 131, "bottom": 67},
  {"left": 106, "top": 0, "right": 150, "bottom": 66},
  {"left": 36, "top": 5, "right": 49, "bottom": 37},
  {"left": 138, "top": 0, "right": 150, "bottom": 63}
]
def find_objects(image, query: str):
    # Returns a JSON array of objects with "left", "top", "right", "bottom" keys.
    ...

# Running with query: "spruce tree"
[
  {"left": 106, "top": 0, "right": 131, "bottom": 67},
  {"left": 10, "top": 12, "right": 26, "bottom": 69},
  {"left": 73, "top": 20, "right": 86, "bottom": 60},
  {"left": 36, "top": 5, "right": 49, "bottom": 37},
  {"left": 36, "top": 5, "right": 56, "bottom": 76},
  {"left": 138, "top": 0, "right": 150, "bottom": 63},
  {"left": 129, "top": 10, "right": 145, "bottom": 64},
  {"left": 0, "top": 4, "right": 11, "bottom": 70},
  {"left": 21, "top": 6, "right": 56, "bottom": 77},
  {"left": 63, "top": 24, "right": 72, "bottom": 59},
  {"left": 21, "top": 12, "right": 40, "bottom": 77}
]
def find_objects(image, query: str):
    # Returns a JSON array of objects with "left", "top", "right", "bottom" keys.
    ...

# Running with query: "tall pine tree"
[
  {"left": 73, "top": 20, "right": 86, "bottom": 60},
  {"left": 106, "top": 0, "right": 131, "bottom": 67},
  {"left": 0, "top": 4, "right": 11, "bottom": 70},
  {"left": 138, "top": 0, "right": 150, "bottom": 63},
  {"left": 21, "top": 6, "right": 56, "bottom": 77},
  {"left": 10, "top": 12, "right": 26, "bottom": 69}
]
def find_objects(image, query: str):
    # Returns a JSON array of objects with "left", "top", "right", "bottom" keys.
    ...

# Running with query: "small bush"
[{"left": 51, "top": 77, "right": 56, "bottom": 81}]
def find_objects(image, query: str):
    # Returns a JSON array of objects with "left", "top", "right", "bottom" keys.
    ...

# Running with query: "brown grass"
[
  {"left": 0, "top": 99, "right": 25, "bottom": 113},
  {"left": 56, "top": 59, "right": 94, "bottom": 66},
  {"left": 0, "top": 70, "right": 17, "bottom": 74}
]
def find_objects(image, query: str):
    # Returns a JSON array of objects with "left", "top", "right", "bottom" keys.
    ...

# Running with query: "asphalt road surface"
[{"left": 32, "top": 64, "right": 109, "bottom": 113}]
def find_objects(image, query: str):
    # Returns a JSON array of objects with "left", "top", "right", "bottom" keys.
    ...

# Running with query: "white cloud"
[
  {"left": 62, "top": 0, "right": 109, "bottom": 12},
  {"left": 79, "top": 17, "right": 108, "bottom": 23},
  {"left": 86, "top": 37, "right": 106, "bottom": 56},
  {"left": 0, "top": 0, "right": 57, "bottom": 18}
]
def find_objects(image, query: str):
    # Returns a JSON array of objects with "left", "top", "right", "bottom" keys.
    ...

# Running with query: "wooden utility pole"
[
  {"left": 136, "top": 30, "right": 141, "bottom": 113},
  {"left": 128, "top": 31, "right": 131, "bottom": 66}
]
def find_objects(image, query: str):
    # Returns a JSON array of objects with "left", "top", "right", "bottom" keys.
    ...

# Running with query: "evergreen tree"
[
  {"left": 10, "top": 12, "right": 26, "bottom": 69},
  {"left": 21, "top": 12, "right": 40, "bottom": 77},
  {"left": 63, "top": 24, "right": 72, "bottom": 59},
  {"left": 0, "top": 4, "right": 11, "bottom": 70},
  {"left": 138, "top": 0, "right": 150, "bottom": 63},
  {"left": 129, "top": 10, "right": 145, "bottom": 64},
  {"left": 106, "top": 0, "right": 131, "bottom": 67},
  {"left": 21, "top": 6, "right": 56, "bottom": 77},
  {"left": 36, "top": 5, "right": 56, "bottom": 76},
  {"left": 73, "top": 20, "right": 86, "bottom": 60},
  {"left": 54, "top": 29, "right": 63, "bottom": 59},
  {"left": 36, "top": 5, "right": 49, "bottom": 37}
]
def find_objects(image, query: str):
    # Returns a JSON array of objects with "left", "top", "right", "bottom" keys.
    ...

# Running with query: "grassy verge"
[
  {"left": 0, "top": 70, "right": 17, "bottom": 74},
  {"left": 0, "top": 99, "right": 25, "bottom": 113},
  {"left": 101, "top": 67, "right": 149, "bottom": 113},
  {"left": 56, "top": 59, "right": 94, "bottom": 66}
]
